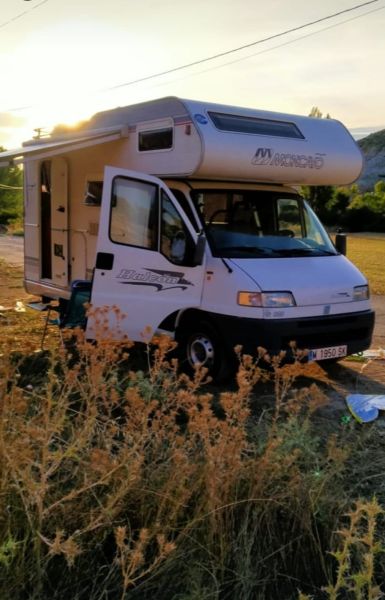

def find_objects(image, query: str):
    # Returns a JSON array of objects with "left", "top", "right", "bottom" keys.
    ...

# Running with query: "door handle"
[{"left": 96, "top": 252, "right": 114, "bottom": 270}]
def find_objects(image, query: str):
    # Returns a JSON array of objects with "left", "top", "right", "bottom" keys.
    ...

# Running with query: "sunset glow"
[{"left": 1, "top": 0, "right": 385, "bottom": 148}]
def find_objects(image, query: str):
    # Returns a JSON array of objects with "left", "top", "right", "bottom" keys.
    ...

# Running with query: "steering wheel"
[
  {"left": 278, "top": 229, "right": 295, "bottom": 238},
  {"left": 208, "top": 209, "right": 230, "bottom": 226}
]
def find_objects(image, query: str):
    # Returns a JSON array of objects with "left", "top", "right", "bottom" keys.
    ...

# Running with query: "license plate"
[{"left": 308, "top": 345, "right": 347, "bottom": 361}]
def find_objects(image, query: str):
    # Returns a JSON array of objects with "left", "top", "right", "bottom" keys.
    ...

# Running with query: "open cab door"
[{"left": 87, "top": 167, "right": 206, "bottom": 342}]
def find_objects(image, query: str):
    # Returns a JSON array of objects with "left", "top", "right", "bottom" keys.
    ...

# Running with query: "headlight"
[
  {"left": 353, "top": 285, "right": 369, "bottom": 301},
  {"left": 238, "top": 291, "right": 296, "bottom": 308}
]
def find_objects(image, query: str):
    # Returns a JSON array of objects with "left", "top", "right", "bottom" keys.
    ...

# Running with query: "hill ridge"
[{"left": 357, "top": 130, "right": 385, "bottom": 189}]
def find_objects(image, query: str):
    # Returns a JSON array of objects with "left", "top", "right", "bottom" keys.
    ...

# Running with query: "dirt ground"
[{"left": 1, "top": 234, "right": 384, "bottom": 412}]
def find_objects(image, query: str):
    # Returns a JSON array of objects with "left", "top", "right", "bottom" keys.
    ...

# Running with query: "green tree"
[
  {"left": 346, "top": 181, "right": 385, "bottom": 231},
  {"left": 325, "top": 186, "right": 352, "bottom": 225},
  {"left": 301, "top": 184, "right": 335, "bottom": 222},
  {"left": 0, "top": 147, "right": 23, "bottom": 229},
  {"left": 309, "top": 106, "right": 331, "bottom": 119}
]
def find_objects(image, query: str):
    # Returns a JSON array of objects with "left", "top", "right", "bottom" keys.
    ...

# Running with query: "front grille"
[
  {"left": 281, "top": 312, "right": 373, "bottom": 350},
  {"left": 283, "top": 327, "right": 370, "bottom": 349},
  {"left": 296, "top": 314, "right": 361, "bottom": 329}
]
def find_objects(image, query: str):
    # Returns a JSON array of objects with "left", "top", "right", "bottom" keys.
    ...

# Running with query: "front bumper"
[{"left": 209, "top": 309, "right": 375, "bottom": 358}]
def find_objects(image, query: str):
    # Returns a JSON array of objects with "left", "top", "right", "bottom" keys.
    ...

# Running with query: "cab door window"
[
  {"left": 109, "top": 176, "right": 193, "bottom": 264},
  {"left": 161, "top": 191, "right": 192, "bottom": 265},
  {"left": 110, "top": 177, "right": 157, "bottom": 249}
]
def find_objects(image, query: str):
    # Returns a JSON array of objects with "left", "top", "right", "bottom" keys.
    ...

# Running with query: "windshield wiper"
[
  {"left": 274, "top": 248, "right": 336, "bottom": 257},
  {"left": 216, "top": 245, "right": 273, "bottom": 256}
]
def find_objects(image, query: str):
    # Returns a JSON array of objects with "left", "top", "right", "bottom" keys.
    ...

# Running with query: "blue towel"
[{"left": 346, "top": 395, "right": 385, "bottom": 423}]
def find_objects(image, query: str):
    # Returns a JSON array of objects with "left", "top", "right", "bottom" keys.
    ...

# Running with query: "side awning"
[{"left": 0, "top": 125, "right": 129, "bottom": 167}]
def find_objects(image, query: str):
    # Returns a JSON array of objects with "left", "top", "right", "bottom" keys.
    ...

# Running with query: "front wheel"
[{"left": 178, "top": 322, "right": 233, "bottom": 382}]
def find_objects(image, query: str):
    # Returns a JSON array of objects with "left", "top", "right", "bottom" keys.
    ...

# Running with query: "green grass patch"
[{"left": 347, "top": 235, "right": 385, "bottom": 294}]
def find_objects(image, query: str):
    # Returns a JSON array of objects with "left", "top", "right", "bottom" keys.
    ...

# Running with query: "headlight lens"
[
  {"left": 238, "top": 291, "right": 296, "bottom": 308},
  {"left": 353, "top": 285, "right": 369, "bottom": 301}
]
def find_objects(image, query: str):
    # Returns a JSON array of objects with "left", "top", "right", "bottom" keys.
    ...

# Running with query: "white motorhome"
[{"left": 0, "top": 97, "right": 374, "bottom": 378}]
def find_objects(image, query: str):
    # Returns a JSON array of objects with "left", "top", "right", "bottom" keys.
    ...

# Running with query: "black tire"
[{"left": 178, "top": 321, "right": 233, "bottom": 382}]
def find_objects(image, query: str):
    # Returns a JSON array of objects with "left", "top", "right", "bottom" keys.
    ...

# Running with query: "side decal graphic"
[{"left": 116, "top": 268, "right": 194, "bottom": 292}]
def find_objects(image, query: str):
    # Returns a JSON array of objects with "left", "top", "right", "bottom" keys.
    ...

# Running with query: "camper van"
[{"left": 0, "top": 97, "right": 375, "bottom": 378}]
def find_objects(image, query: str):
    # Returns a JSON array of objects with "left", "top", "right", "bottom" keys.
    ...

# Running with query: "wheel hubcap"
[{"left": 188, "top": 334, "right": 215, "bottom": 367}]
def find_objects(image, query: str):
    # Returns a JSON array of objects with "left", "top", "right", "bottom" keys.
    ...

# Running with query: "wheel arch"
[
  {"left": 175, "top": 308, "right": 220, "bottom": 338},
  {"left": 158, "top": 308, "right": 212, "bottom": 337}
]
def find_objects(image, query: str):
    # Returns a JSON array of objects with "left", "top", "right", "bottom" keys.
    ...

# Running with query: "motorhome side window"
[
  {"left": 84, "top": 180, "right": 103, "bottom": 206},
  {"left": 110, "top": 177, "right": 157, "bottom": 249},
  {"left": 138, "top": 128, "right": 173, "bottom": 151}
]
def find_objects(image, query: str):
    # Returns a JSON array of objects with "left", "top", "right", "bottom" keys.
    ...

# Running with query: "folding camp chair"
[
  {"left": 59, "top": 280, "right": 92, "bottom": 329},
  {"left": 38, "top": 280, "right": 92, "bottom": 349}
]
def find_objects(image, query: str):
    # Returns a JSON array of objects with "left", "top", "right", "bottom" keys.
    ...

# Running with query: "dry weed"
[{"left": 0, "top": 310, "right": 382, "bottom": 599}]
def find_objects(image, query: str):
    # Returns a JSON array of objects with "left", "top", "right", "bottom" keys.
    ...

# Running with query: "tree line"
[
  {"left": 0, "top": 147, "right": 23, "bottom": 230},
  {"left": 301, "top": 181, "right": 385, "bottom": 232},
  {"left": 302, "top": 106, "right": 385, "bottom": 232}
]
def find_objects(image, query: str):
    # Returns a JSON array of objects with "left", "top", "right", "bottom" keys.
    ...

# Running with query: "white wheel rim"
[{"left": 188, "top": 334, "right": 215, "bottom": 367}]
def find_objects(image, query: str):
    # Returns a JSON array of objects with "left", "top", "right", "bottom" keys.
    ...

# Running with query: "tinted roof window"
[{"left": 208, "top": 112, "right": 304, "bottom": 139}]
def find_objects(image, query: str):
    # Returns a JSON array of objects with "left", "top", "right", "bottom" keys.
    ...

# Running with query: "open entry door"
[{"left": 40, "top": 157, "right": 69, "bottom": 287}]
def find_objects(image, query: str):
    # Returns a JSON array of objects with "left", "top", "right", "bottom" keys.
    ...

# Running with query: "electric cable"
[
  {"left": 0, "top": 184, "right": 23, "bottom": 190},
  {"left": 145, "top": 4, "right": 385, "bottom": 89},
  {"left": 0, "top": 0, "right": 49, "bottom": 31},
  {"left": 104, "top": 0, "right": 381, "bottom": 91},
  {"left": 0, "top": 0, "right": 383, "bottom": 115}
]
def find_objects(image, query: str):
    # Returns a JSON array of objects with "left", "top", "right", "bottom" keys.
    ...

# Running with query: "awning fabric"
[{"left": 0, "top": 126, "right": 128, "bottom": 167}]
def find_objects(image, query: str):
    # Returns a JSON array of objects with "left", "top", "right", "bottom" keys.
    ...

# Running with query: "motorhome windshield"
[{"left": 194, "top": 190, "right": 337, "bottom": 259}]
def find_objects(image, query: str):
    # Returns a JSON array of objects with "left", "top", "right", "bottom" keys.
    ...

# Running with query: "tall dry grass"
[{"left": 0, "top": 315, "right": 384, "bottom": 599}]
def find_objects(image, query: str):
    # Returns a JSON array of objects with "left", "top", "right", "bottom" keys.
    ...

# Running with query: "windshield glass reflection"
[{"left": 194, "top": 191, "right": 337, "bottom": 259}]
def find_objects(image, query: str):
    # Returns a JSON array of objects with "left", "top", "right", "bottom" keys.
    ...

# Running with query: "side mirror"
[
  {"left": 193, "top": 231, "right": 206, "bottom": 266},
  {"left": 335, "top": 231, "right": 347, "bottom": 255}
]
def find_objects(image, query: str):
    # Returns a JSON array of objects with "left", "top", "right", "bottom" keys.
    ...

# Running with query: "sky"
[{"left": 1, "top": 0, "right": 385, "bottom": 148}]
